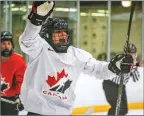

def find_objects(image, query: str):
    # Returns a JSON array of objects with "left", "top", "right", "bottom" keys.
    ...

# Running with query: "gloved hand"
[
  {"left": 14, "top": 95, "right": 24, "bottom": 111},
  {"left": 108, "top": 54, "right": 134, "bottom": 75},
  {"left": 28, "top": 1, "right": 55, "bottom": 26}
]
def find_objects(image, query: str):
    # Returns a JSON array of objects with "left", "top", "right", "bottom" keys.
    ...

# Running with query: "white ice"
[
  {"left": 92, "top": 109, "right": 144, "bottom": 115},
  {"left": 19, "top": 109, "right": 144, "bottom": 115}
]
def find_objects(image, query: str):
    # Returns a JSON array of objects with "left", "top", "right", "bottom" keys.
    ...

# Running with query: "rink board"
[
  {"left": 72, "top": 67, "right": 144, "bottom": 115},
  {"left": 72, "top": 103, "right": 144, "bottom": 114}
]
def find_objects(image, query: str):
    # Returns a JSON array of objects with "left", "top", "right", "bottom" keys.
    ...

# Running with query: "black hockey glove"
[
  {"left": 108, "top": 54, "right": 133, "bottom": 75},
  {"left": 14, "top": 95, "right": 24, "bottom": 111},
  {"left": 28, "top": 1, "right": 55, "bottom": 26}
]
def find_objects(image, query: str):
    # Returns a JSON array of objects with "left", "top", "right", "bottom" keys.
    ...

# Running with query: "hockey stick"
[
  {"left": 1, "top": 97, "right": 17, "bottom": 104},
  {"left": 1, "top": 97, "right": 24, "bottom": 111},
  {"left": 115, "top": 1, "right": 138, "bottom": 115},
  {"left": 84, "top": 107, "right": 94, "bottom": 115}
]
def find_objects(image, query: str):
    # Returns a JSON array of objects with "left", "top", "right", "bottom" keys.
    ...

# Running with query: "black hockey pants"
[
  {"left": 102, "top": 80, "right": 128, "bottom": 115},
  {"left": 1, "top": 97, "right": 19, "bottom": 115}
]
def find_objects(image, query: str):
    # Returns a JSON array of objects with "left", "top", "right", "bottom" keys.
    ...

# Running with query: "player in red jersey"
[{"left": 0, "top": 31, "right": 27, "bottom": 115}]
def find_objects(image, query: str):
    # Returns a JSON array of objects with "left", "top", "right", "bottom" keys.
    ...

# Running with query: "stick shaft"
[
  {"left": 1, "top": 97, "right": 16, "bottom": 104},
  {"left": 124, "top": 2, "right": 138, "bottom": 53},
  {"left": 115, "top": 2, "right": 138, "bottom": 115}
]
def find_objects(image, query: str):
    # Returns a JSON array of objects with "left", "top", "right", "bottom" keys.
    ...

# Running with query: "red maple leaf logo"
[
  {"left": 1, "top": 77, "right": 9, "bottom": 95},
  {"left": 46, "top": 69, "right": 68, "bottom": 87}
]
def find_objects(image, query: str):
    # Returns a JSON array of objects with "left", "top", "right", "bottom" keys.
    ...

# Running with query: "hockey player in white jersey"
[{"left": 19, "top": 1, "right": 136, "bottom": 115}]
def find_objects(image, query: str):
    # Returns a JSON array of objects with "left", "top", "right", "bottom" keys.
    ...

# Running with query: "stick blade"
[{"left": 84, "top": 107, "right": 94, "bottom": 115}]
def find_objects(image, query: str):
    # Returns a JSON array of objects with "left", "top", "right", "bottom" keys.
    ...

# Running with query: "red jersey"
[{"left": 1, "top": 52, "right": 27, "bottom": 97}]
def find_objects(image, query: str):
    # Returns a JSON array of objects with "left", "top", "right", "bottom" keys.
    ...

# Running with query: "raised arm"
[
  {"left": 76, "top": 48, "right": 134, "bottom": 80},
  {"left": 19, "top": 1, "right": 55, "bottom": 59},
  {"left": 83, "top": 56, "right": 116, "bottom": 80}
]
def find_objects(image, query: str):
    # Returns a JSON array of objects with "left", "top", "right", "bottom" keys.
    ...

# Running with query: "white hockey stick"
[
  {"left": 84, "top": 107, "right": 94, "bottom": 115},
  {"left": 1, "top": 97, "right": 17, "bottom": 104}
]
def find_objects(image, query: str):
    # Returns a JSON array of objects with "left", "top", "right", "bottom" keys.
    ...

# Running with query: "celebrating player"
[{"left": 19, "top": 1, "right": 136, "bottom": 115}]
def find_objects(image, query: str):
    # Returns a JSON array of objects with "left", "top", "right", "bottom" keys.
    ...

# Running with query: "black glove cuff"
[
  {"left": 28, "top": 2, "right": 55, "bottom": 26},
  {"left": 28, "top": 11, "right": 45, "bottom": 26}
]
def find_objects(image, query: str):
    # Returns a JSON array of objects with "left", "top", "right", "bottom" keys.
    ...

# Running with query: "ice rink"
[
  {"left": 93, "top": 110, "right": 144, "bottom": 115},
  {"left": 19, "top": 109, "right": 144, "bottom": 115}
]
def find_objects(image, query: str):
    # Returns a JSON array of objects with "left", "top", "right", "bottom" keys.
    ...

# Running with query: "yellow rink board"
[{"left": 72, "top": 103, "right": 144, "bottom": 115}]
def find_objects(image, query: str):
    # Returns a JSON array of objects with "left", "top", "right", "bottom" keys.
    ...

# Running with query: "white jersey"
[{"left": 19, "top": 21, "right": 116, "bottom": 115}]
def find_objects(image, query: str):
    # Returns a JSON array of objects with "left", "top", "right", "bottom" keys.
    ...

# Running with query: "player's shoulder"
[
  {"left": 68, "top": 46, "right": 92, "bottom": 62},
  {"left": 12, "top": 52, "right": 25, "bottom": 62},
  {"left": 13, "top": 52, "right": 22, "bottom": 57},
  {"left": 69, "top": 46, "right": 92, "bottom": 56}
]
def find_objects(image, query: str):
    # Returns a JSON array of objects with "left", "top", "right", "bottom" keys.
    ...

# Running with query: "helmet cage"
[
  {"left": 48, "top": 29, "right": 71, "bottom": 53},
  {"left": 39, "top": 18, "right": 72, "bottom": 53}
]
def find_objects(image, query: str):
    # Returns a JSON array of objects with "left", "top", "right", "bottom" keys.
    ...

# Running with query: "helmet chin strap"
[
  {"left": 1, "top": 49, "right": 13, "bottom": 57},
  {"left": 53, "top": 44, "right": 68, "bottom": 53}
]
